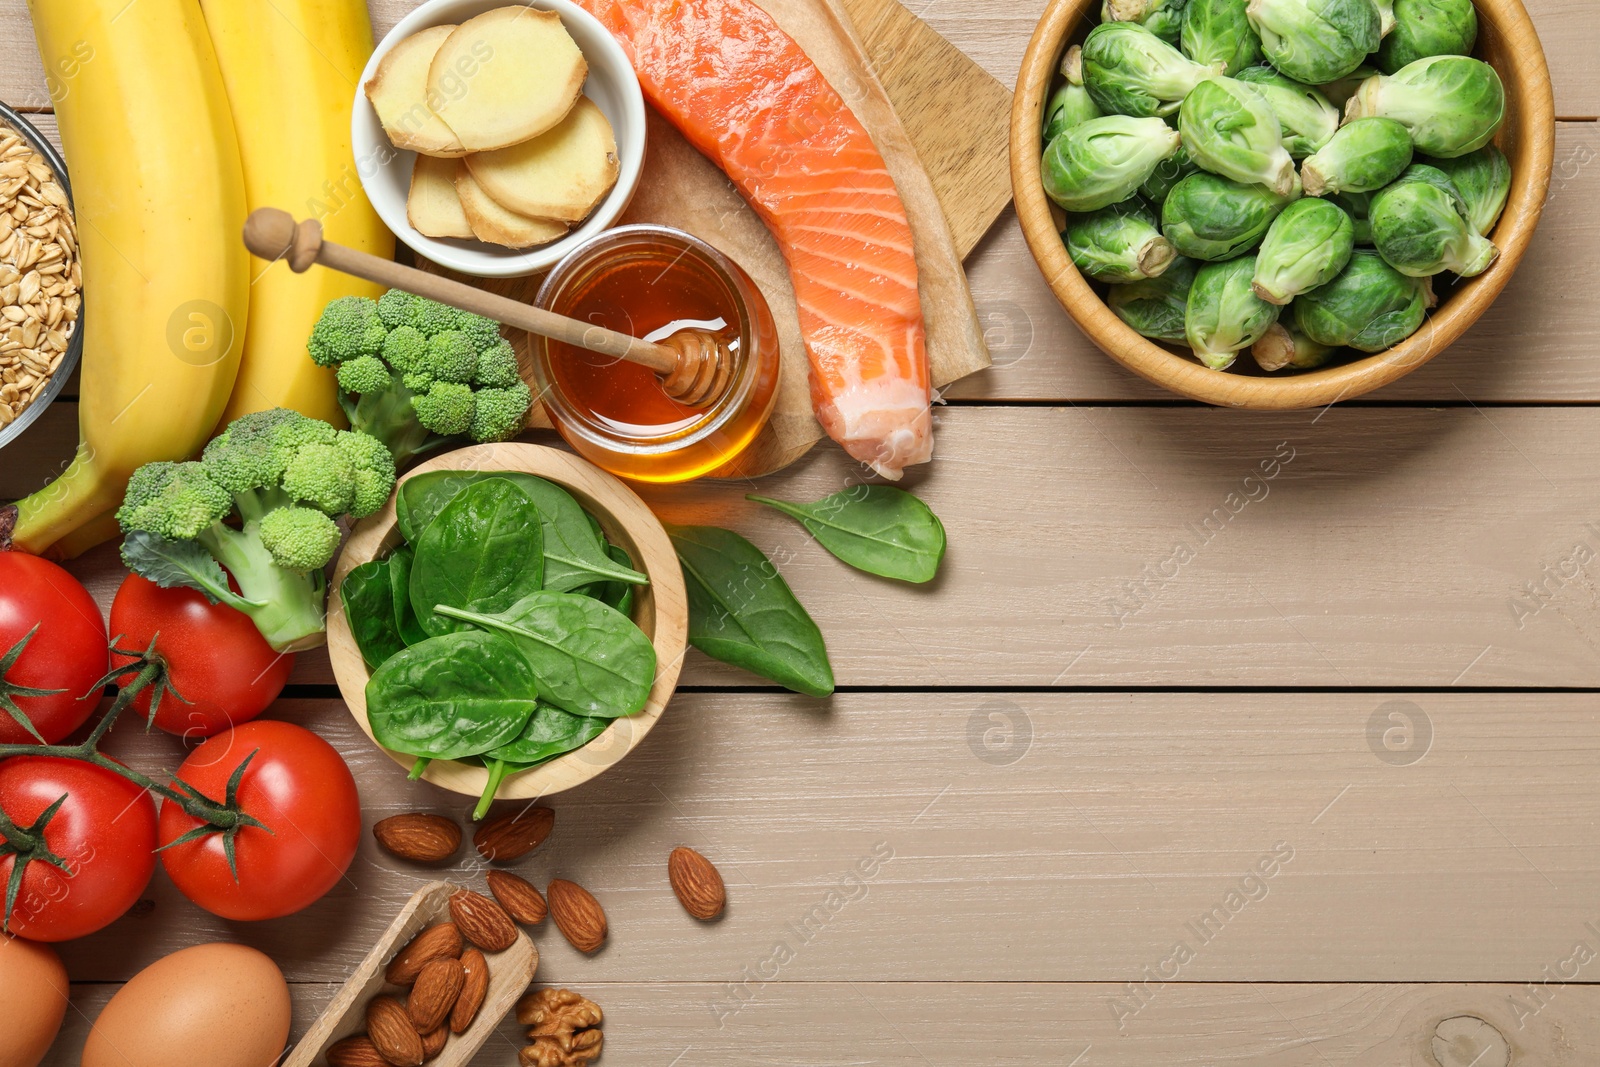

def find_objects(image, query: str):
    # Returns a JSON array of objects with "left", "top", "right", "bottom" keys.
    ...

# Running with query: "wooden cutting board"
[{"left": 836, "top": 0, "right": 1013, "bottom": 257}]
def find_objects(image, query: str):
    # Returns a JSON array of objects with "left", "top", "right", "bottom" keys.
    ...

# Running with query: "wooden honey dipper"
[{"left": 242, "top": 208, "right": 734, "bottom": 406}]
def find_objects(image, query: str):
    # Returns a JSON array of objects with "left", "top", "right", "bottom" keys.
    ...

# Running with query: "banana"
[
  {"left": 13, "top": 0, "right": 248, "bottom": 557},
  {"left": 203, "top": 0, "right": 393, "bottom": 428}
]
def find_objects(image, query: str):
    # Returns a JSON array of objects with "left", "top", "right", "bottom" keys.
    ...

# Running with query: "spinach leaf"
[
  {"left": 341, "top": 559, "right": 404, "bottom": 669},
  {"left": 473, "top": 706, "right": 610, "bottom": 817},
  {"left": 410, "top": 478, "right": 545, "bottom": 637},
  {"left": 365, "top": 631, "right": 539, "bottom": 759},
  {"left": 388, "top": 546, "right": 428, "bottom": 646},
  {"left": 577, "top": 542, "right": 639, "bottom": 615},
  {"left": 749, "top": 485, "right": 946, "bottom": 583},
  {"left": 399, "top": 470, "right": 647, "bottom": 591},
  {"left": 668, "top": 524, "right": 835, "bottom": 697},
  {"left": 435, "top": 591, "right": 656, "bottom": 719}
]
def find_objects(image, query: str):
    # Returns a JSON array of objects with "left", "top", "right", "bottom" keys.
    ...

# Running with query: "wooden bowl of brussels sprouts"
[
  {"left": 1011, "top": 0, "right": 1556, "bottom": 408},
  {"left": 327, "top": 442, "right": 688, "bottom": 807}
]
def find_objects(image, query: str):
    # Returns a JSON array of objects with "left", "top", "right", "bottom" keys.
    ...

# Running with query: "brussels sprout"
[
  {"left": 1317, "top": 64, "right": 1381, "bottom": 109},
  {"left": 1376, "top": 0, "right": 1477, "bottom": 73},
  {"left": 1293, "top": 249, "right": 1430, "bottom": 351},
  {"left": 1042, "top": 115, "right": 1183, "bottom": 212},
  {"left": 1161, "top": 171, "right": 1298, "bottom": 260},
  {"left": 1185, "top": 256, "right": 1282, "bottom": 369},
  {"left": 1252, "top": 198, "right": 1356, "bottom": 303},
  {"left": 1344, "top": 55, "right": 1505, "bottom": 158},
  {"left": 1044, "top": 57, "right": 1105, "bottom": 143},
  {"left": 1300, "top": 116, "right": 1414, "bottom": 195},
  {"left": 1179, "top": 76, "right": 1298, "bottom": 195},
  {"left": 1235, "top": 66, "right": 1341, "bottom": 158},
  {"left": 1370, "top": 175, "right": 1499, "bottom": 277},
  {"left": 1331, "top": 189, "right": 1376, "bottom": 243},
  {"left": 1393, "top": 162, "right": 1469, "bottom": 214},
  {"left": 1066, "top": 199, "right": 1178, "bottom": 282},
  {"left": 1081, "top": 22, "right": 1225, "bottom": 118},
  {"left": 1182, "top": 0, "right": 1265, "bottom": 75},
  {"left": 1252, "top": 319, "right": 1341, "bottom": 370},
  {"left": 1245, "top": 0, "right": 1382, "bottom": 84},
  {"left": 1140, "top": 143, "right": 1202, "bottom": 204},
  {"left": 1107, "top": 256, "right": 1201, "bottom": 342},
  {"left": 1424, "top": 145, "right": 1510, "bottom": 235},
  {"left": 1103, "top": 0, "right": 1189, "bottom": 44}
]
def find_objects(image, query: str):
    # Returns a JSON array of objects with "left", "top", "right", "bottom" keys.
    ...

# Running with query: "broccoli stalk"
[
  {"left": 115, "top": 409, "right": 397, "bottom": 653},
  {"left": 308, "top": 290, "right": 533, "bottom": 467}
]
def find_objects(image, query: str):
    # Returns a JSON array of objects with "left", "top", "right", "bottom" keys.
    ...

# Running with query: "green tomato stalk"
[{"left": 0, "top": 634, "right": 271, "bottom": 928}]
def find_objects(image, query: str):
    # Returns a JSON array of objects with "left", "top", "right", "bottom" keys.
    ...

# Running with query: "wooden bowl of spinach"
[{"left": 328, "top": 442, "right": 688, "bottom": 811}]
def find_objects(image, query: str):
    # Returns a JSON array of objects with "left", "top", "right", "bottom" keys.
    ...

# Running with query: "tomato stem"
[{"left": 0, "top": 640, "right": 268, "bottom": 879}]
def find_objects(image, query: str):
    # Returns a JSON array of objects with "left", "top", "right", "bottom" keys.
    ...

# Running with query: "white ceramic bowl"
[{"left": 353, "top": 0, "right": 647, "bottom": 278}]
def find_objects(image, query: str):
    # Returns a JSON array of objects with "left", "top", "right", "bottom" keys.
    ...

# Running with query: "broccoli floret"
[
  {"left": 475, "top": 339, "right": 521, "bottom": 389},
  {"left": 426, "top": 332, "right": 478, "bottom": 384},
  {"left": 412, "top": 382, "right": 475, "bottom": 436},
  {"left": 116, "top": 462, "right": 232, "bottom": 541},
  {"left": 308, "top": 289, "right": 533, "bottom": 465},
  {"left": 308, "top": 296, "right": 385, "bottom": 367},
  {"left": 116, "top": 408, "right": 397, "bottom": 653},
  {"left": 258, "top": 507, "right": 341, "bottom": 571},
  {"left": 470, "top": 383, "right": 532, "bottom": 443},
  {"left": 382, "top": 326, "right": 429, "bottom": 373},
  {"left": 337, "top": 355, "right": 391, "bottom": 394}
]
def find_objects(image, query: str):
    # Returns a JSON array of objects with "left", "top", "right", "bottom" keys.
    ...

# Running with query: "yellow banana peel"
[
  {"left": 12, "top": 0, "right": 248, "bottom": 557},
  {"left": 204, "top": 0, "right": 394, "bottom": 429}
]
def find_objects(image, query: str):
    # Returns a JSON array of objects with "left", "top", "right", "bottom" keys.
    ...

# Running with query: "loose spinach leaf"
[
  {"left": 365, "top": 631, "right": 539, "bottom": 759},
  {"left": 435, "top": 590, "right": 656, "bottom": 719},
  {"left": 410, "top": 478, "right": 545, "bottom": 637},
  {"left": 749, "top": 485, "right": 946, "bottom": 583},
  {"left": 668, "top": 524, "right": 835, "bottom": 698},
  {"left": 489, "top": 702, "right": 609, "bottom": 764},
  {"left": 399, "top": 470, "right": 647, "bottom": 591},
  {"left": 342, "top": 559, "right": 404, "bottom": 670},
  {"left": 388, "top": 546, "right": 428, "bottom": 646},
  {"left": 576, "top": 542, "right": 639, "bottom": 615}
]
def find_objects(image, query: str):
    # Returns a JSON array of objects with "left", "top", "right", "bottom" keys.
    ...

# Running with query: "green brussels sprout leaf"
[
  {"left": 1252, "top": 197, "right": 1356, "bottom": 303},
  {"left": 1300, "top": 116, "right": 1414, "bottom": 196},
  {"left": 1042, "top": 115, "right": 1182, "bottom": 212},
  {"left": 1185, "top": 255, "right": 1282, "bottom": 368}
]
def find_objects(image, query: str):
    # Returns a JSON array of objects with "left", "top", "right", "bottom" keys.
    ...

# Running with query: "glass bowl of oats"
[{"left": 0, "top": 103, "right": 79, "bottom": 451}]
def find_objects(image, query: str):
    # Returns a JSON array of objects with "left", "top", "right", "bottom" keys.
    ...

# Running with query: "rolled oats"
[{"left": 0, "top": 126, "right": 76, "bottom": 430}]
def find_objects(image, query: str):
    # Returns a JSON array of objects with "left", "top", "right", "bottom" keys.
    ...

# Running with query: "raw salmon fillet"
[{"left": 578, "top": 0, "right": 934, "bottom": 478}]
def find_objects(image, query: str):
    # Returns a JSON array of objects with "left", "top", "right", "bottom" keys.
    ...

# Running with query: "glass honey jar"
[{"left": 531, "top": 225, "right": 780, "bottom": 483}]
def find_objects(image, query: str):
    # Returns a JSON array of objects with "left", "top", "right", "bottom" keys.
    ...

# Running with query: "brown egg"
[
  {"left": 82, "top": 943, "right": 290, "bottom": 1067},
  {"left": 0, "top": 933, "right": 69, "bottom": 1067}
]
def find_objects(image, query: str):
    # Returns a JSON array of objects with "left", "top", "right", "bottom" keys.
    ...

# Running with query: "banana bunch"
[{"left": 11, "top": 0, "right": 390, "bottom": 558}]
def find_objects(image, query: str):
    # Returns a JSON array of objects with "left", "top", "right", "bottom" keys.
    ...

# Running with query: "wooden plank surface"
[
  {"left": 49, "top": 693, "right": 1600, "bottom": 986},
  {"left": 12, "top": 404, "right": 1600, "bottom": 688},
  {"left": 43, "top": 981, "right": 1600, "bottom": 1066}
]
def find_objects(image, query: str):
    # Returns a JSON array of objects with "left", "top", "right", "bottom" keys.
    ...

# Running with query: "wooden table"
[{"left": 5, "top": 1, "right": 1600, "bottom": 1064}]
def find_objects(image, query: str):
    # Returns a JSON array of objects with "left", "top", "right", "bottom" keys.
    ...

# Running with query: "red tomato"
[
  {"left": 109, "top": 575, "right": 292, "bottom": 739},
  {"left": 0, "top": 756, "right": 158, "bottom": 941},
  {"left": 158, "top": 720, "right": 360, "bottom": 921},
  {"left": 0, "top": 553, "right": 108, "bottom": 744}
]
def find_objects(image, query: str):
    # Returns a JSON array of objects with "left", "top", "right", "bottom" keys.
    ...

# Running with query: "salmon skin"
[{"left": 578, "top": 0, "right": 933, "bottom": 478}]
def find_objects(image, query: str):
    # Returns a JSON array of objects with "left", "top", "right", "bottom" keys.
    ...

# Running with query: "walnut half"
[{"left": 517, "top": 987, "right": 604, "bottom": 1067}]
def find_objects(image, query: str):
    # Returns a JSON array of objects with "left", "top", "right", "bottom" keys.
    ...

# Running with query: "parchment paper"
[{"left": 482, "top": 0, "right": 992, "bottom": 477}]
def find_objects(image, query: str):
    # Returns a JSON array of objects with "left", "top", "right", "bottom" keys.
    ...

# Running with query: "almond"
[
  {"left": 487, "top": 869, "right": 547, "bottom": 925},
  {"left": 547, "top": 878, "right": 607, "bottom": 953},
  {"left": 473, "top": 806, "right": 555, "bottom": 862},
  {"left": 450, "top": 947, "right": 489, "bottom": 1034},
  {"left": 386, "top": 922, "right": 463, "bottom": 986},
  {"left": 374, "top": 813, "right": 462, "bottom": 864},
  {"left": 421, "top": 1025, "right": 448, "bottom": 1061},
  {"left": 668, "top": 846, "right": 726, "bottom": 920},
  {"left": 367, "top": 995, "right": 424, "bottom": 1067},
  {"left": 407, "top": 957, "right": 466, "bottom": 1033},
  {"left": 325, "top": 1036, "right": 391, "bottom": 1067},
  {"left": 449, "top": 888, "right": 518, "bottom": 952}
]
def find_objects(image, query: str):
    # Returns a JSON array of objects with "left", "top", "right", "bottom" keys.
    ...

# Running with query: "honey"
[{"left": 532, "top": 225, "right": 780, "bottom": 482}]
